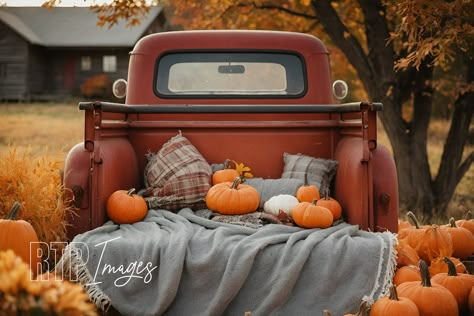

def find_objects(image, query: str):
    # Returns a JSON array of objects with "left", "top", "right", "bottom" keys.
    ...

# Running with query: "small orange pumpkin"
[
  {"left": 393, "top": 264, "right": 421, "bottom": 286},
  {"left": 106, "top": 188, "right": 148, "bottom": 224},
  {"left": 429, "top": 256, "right": 467, "bottom": 276},
  {"left": 397, "top": 259, "right": 458, "bottom": 315},
  {"left": 206, "top": 177, "right": 260, "bottom": 215},
  {"left": 370, "top": 284, "right": 419, "bottom": 315},
  {"left": 0, "top": 202, "right": 41, "bottom": 275},
  {"left": 296, "top": 173, "right": 320, "bottom": 203},
  {"left": 315, "top": 188, "right": 342, "bottom": 220},
  {"left": 292, "top": 199, "right": 333, "bottom": 229},
  {"left": 395, "top": 240, "right": 420, "bottom": 268},
  {"left": 211, "top": 159, "right": 240, "bottom": 185}
]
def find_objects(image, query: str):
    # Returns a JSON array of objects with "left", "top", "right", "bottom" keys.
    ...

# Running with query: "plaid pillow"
[
  {"left": 143, "top": 132, "right": 212, "bottom": 210},
  {"left": 281, "top": 153, "right": 338, "bottom": 195}
]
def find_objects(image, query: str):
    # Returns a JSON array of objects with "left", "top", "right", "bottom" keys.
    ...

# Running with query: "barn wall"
[{"left": 0, "top": 21, "right": 29, "bottom": 100}]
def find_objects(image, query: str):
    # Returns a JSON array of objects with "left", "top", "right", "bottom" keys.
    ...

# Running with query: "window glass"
[
  {"left": 81, "top": 56, "right": 91, "bottom": 71},
  {"left": 156, "top": 52, "right": 306, "bottom": 97},
  {"left": 103, "top": 55, "right": 117, "bottom": 72}
]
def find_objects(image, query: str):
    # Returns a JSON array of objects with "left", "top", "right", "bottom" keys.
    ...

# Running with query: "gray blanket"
[{"left": 58, "top": 209, "right": 396, "bottom": 316}]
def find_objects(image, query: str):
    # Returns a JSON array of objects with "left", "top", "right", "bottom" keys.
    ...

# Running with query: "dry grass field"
[{"left": 0, "top": 101, "right": 472, "bottom": 223}]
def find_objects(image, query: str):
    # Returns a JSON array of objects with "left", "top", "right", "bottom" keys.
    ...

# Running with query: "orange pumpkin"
[
  {"left": 397, "top": 260, "right": 458, "bottom": 316},
  {"left": 211, "top": 159, "right": 240, "bottom": 185},
  {"left": 315, "top": 188, "right": 342, "bottom": 220},
  {"left": 206, "top": 177, "right": 260, "bottom": 215},
  {"left": 106, "top": 188, "right": 148, "bottom": 224},
  {"left": 0, "top": 202, "right": 41, "bottom": 275},
  {"left": 444, "top": 217, "right": 474, "bottom": 259},
  {"left": 397, "top": 212, "right": 452, "bottom": 264},
  {"left": 292, "top": 200, "right": 333, "bottom": 229},
  {"left": 395, "top": 240, "right": 420, "bottom": 268},
  {"left": 398, "top": 219, "right": 413, "bottom": 231},
  {"left": 456, "top": 211, "right": 474, "bottom": 235},
  {"left": 431, "top": 257, "right": 473, "bottom": 314},
  {"left": 393, "top": 265, "right": 421, "bottom": 286},
  {"left": 429, "top": 256, "right": 467, "bottom": 276},
  {"left": 296, "top": 173, "right": 320, "bottom": 203},
  {"left": 370, "top": 285, "right": 419, "bottom": 315}
]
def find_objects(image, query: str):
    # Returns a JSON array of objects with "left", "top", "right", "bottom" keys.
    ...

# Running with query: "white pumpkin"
[{"left": 263, "top": 194, "right": 299, "bottom": 216}]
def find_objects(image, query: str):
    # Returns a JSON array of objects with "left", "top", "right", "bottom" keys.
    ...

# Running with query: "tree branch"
[
  {"left": 241, "top": 2, "right": 317, "bottom": 20},
  {"left": 310, "top": 0, "right": 373, "bottom": 93}
]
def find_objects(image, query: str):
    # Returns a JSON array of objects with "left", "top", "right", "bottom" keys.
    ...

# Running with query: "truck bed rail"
[{"left": 79, "top": 101, "right": 382, "bottom": 114}]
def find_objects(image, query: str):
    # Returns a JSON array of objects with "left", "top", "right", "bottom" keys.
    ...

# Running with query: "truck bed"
[{"left": 63, "top": 100, "right": 398, "bottom": 239}]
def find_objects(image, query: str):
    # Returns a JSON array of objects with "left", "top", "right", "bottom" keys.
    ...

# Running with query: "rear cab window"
[{"left": 155, "top": 52, "right": 306, "bottom": 98}]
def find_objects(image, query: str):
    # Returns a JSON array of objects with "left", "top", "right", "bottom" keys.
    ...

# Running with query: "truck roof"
[{"left": 133, "top": 30, "right": 329, "bottom": 56}]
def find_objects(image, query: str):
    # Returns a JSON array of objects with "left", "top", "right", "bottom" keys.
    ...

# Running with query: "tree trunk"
[{"left": 311, "top": 0, "right": 472, "bottom": 221}]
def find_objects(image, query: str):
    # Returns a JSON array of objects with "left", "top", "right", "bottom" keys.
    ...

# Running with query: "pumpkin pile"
[
  {"left": 0, "top": 249, "right": 97, "bottom": 315},
  {"left": 206, "top": 162, "right": 342, "bottom": 229},
  {"left": 383, "top": 210, "right": 474, "bottom": 316}
]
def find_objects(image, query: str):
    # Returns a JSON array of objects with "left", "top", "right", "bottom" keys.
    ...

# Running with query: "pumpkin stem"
[
  {"left": 354, "top": 301, "right": 369, "bottom": 316},
  {"left": 465, "top": 210, "right": 472, "bottom": 221},
  {"left": 303, "top": 172, "right": 309, "bottom": 186},
  {"left": 223, "top": 159, "right": 233, "bottom": 169},
  {"left": 406, "top": 211, "right": 421, "bottom": 229},
  {"left": 323, "top": 310, "right": 332, "bottom": 316},
  {"left": 6, "top": 201, "right": 21, "bottom": 220},
  {"left": 419, "top": 259, "right": 432, "bottom": 287},
  {"left": 449, "top": 217, "right": 457, "bottom": 228},
  {"left": 324, "top": 187, "right": 330, "bottom": 201},
  {"left": 442, "top": 257, "right": 458, "bottom": 276},
  {"left": 388, "top": 284, "right": 400, "bottom": 301},
  {"left": 231, "top": 177, "right": 241, "bottom": 189},
  {"left": 127, "top": 188, "right": 136, "bottom": 196}
]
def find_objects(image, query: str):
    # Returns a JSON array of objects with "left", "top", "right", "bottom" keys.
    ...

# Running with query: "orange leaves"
[{"left": 391, "top": 0, "right": 473, "bottom": 70}]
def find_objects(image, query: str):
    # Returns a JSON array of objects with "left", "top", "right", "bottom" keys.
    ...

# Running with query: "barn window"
[
  {"left": 103, "top": 55, "right": 117, "bottom": 72},
  {"left": 81, "top": 56, "right": 91, "bottom": 71}
]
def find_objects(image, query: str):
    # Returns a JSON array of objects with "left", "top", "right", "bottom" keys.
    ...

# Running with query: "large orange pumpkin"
[
  {"left": 106, "top": 188, "right": 148, "bottom": 224},
  {"left": 0, "top": 202, "right": 41, "bottom": 275},
  {"left": 397, "top": 260, "right": 458, "bottom": 316},
  {"left": 292, "top": 200, "right": 333, "bottom": 229},
  {"left": 397, "top": 212, "right": 452, "bottom": 264},
  {"left": 296, "top": 173, "right": 320, "bottom": 203},
  {"left": 211, "top": 159, "right": 240, "bottom": 185},
  {"left": 431, "top": 257, "right": 473, "bottom": 314},
  {"left": 370, "top": 285, "right": 419, "bottom": 316},
  {"left": 206, "top": 177, "right": 260, "bottom": 215}
]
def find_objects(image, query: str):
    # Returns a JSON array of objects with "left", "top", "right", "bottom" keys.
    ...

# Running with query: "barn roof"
[{"left": 0, "top": 6, "right": 163, "bottom": 47}]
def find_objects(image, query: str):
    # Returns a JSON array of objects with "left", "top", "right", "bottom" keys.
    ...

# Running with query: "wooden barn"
[{"left": 0, "top": 6, "right": 168, "bottom": 101}]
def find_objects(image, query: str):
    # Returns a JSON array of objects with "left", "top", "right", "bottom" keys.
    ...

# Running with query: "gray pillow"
[{"left": 281, "top": 153, "right": 338, "bottom": 195}]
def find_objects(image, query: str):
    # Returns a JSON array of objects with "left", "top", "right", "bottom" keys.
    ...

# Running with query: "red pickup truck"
[{"left": 63, "top": 30, "right": 398, "bottom": 239}]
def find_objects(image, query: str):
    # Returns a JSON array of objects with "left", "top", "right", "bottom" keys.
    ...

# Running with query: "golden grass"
[{"left": 0, "top": 146, "right": 75, "bottom": 271}]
